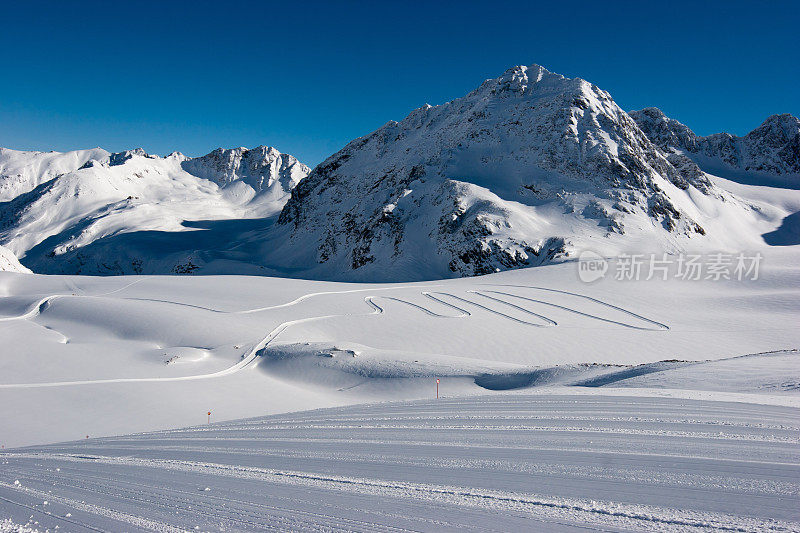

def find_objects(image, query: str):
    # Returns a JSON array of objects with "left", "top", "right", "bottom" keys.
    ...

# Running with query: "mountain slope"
[
  {"left": 0, "top": 147, "right": 109, "bottom": 201},
  {"left": 630, "top": 108, "right": 800, "bottom": 181},
  {"left": 266, "top": 64, "right": 756, "bottom": 281},
  {"left": 0, "top": 244, "right": 30, "bottom": 273},
  {"left": 0, "top": 146, "right": 309, "bottom": 275}
]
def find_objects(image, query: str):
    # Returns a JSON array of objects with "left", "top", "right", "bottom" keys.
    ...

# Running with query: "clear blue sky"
[{"left": 1, "top": 0, "right": 797, "bottom": 167}]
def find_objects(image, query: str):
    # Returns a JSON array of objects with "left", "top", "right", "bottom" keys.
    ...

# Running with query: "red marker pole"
[
  {"left": 207, "top": 411, "right": 211, "bottom": 424},
  {"left": 436, "top": 378, "right": 440, "bottom": 399}
]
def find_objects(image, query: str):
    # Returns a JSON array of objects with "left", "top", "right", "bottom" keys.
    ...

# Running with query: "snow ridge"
[{"left": 0, "top": 64, "right": 794, "bottom": 280}]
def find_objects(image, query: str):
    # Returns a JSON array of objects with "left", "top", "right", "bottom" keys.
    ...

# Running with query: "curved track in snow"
[
  {"left": 0, "top": 280, "right": 669, "bottom": 389},
  {"left": 466, "top": 291, "right": 558, "bottom": 326},
  {"left": 120, "top": 285, "right": 436, "bottom": 315},
  {"left": 373, "top": 292, "right": 471, "bottom": 318},
  {"left": 489, "top": 284, "right": 670, "bottom": 330},
  {"left": 0, "top": 296, "right": 385, "bottom": 389},
  {"left": 1, "top": 278, "right": 665, "bottom": 331},
  {"left": 425, "top": 291, "right": 548, "bottom": 326},
  {"left": 0, "top": 277, "right": 154, "bottom": 323}
]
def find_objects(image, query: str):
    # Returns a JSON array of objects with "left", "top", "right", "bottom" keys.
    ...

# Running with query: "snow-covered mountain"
[
  {"left": 181, "top": 146, "right": 309, "bottom": 201},
  {"left": 630, "top": 108, "right": 800, "bottom": 181},
  {"left": 1, "top": 65, "right": 794, "bottom": 280},
  {"left": 0, "top": 147, "right": 109, "bottom": 202},
  {"left": 266, "top": 64, "right": 765, "bottom": 281},
  {"left": 0, "top": 146, "right": 309, "bottom": 275}
]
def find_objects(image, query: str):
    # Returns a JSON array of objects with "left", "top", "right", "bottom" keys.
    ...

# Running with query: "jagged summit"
[
  {"left": 630, "top": 108, "right": 800, "bottom": 177},
  {"left": 108, "top": 148, "right": 154, "bottom": 166},
  {"left": 165, "top": 151, "right": 188, "bottom": 161},
  {"left": 182, "top": 145, "right": 309, "bottom": 194},
  {"left": 269, "top": 64, "right": 726, "bottom": 281},
  {"left": 627, "top": 108, "right": 699, "bottom": 151},
  {"left": 479, "top": 64, "right": 569, "bottom": 91},
  {"left": 753, "top": 113, "right": 800, "bottom": 137}
]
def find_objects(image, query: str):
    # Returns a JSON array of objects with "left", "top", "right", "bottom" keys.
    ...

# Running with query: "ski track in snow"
[
  {"left": 0, "top": 276, "right": 154, "bottom": 323},
  {"left": 376, "top": 292, "right": 471, "bottom": 318},
  {"left": 489, "top": 284, "right": 671, "bottom": 330},
  {"left": 425, "top": 291, "right": 543, "bottom": 326},
  {"left": 0, "top": 282, "right": 669, "bottom": 389},
  {"left": 467, "top": 291, "right": 558, "bottom": 326},
  {"left": 1, "top": 395, "right": 797, "bottom": 532},
  {"left": 0, "top": 296, "right": 383, "bottom": 389}
]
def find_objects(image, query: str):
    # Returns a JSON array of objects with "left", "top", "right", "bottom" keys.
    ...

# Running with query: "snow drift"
[{"left": 0, "top": 244, "right": 29, "bottom": 273}]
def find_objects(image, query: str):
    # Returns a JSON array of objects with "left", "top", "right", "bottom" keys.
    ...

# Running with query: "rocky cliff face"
[
  {"left": 630, "top": 108, "right": 800, "bottom": 178},
  {"left": 269, "top": 65, "right": 715, "bottom": 281}
]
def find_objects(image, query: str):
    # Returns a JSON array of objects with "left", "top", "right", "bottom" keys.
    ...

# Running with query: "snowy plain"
[
  {"left": 0, "top": 171, "right": 799, "bottom": 531},
  {"left": 1, "top": 245, "right": 798, "bottom": 447},
  {"left": 0, "top": 247, "right": 798, "bottom": 530}
]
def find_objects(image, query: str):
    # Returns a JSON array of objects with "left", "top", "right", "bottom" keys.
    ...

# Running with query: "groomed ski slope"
[{"left": 1, "top": 394, "right": 798, "bottom": 532}]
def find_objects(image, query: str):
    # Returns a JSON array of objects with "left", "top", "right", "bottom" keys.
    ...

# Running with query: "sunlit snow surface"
[
  {"left": 1, "top": 169, "right": 799, "bottom": 530},
  {"left": 1, "top": 395, "right": 798, "bottom": 532},
  {"left": 0, "top": 246, "right": 799, "bottom": 530}
]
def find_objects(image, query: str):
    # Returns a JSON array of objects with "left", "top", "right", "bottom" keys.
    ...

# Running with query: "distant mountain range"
[
  {"left": 630, "top": 108, "right": 800, "bottom": 184},
  {"left": 0, "top": 146, "right": 308, "bottom": 274},
  {"left": 1, "top": 64, "right": 797, "bottom": 278}
]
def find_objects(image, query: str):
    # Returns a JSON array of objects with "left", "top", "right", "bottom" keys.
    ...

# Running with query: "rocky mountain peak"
[
  {"left": 108, "top": 148, "right": 153, "bottom": 166},
  {"left": 182, "top": 145, "right": 310, "bottom": 194},
  {"left": 270, "top": 64, "right": 718, "bottom": 281},
  {"left": 745, "top": 114, "right": 800, "bottom": 149},
  {"left": 627, "top": 108, "right": 699, "bottom": 152},
  {"left": 632, "top": 109, "right": 800, "bottom": 177},
  {"left": 489, "top": 64, "right": 561, "bottom": 92},
  {"left": 165, "top": 151, "right": 188, "bottom": 162}
]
